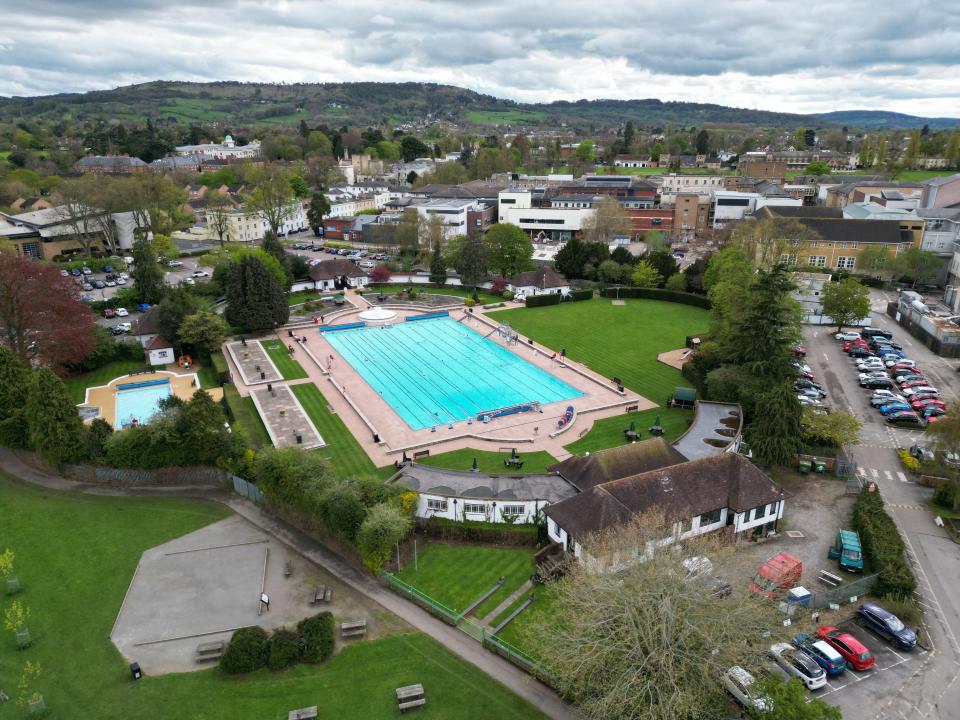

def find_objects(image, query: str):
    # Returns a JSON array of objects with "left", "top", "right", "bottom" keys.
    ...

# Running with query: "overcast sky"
[{"left": 2, "top": 0, "right": 958, "bottom": 116}]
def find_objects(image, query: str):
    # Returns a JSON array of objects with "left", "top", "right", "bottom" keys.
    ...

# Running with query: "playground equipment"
[
  {"left": 178, "top": 355, "right": 192, "bottom": 368},
  {"left": 556, "top": 405, "right": 575, "bottom": 429}
]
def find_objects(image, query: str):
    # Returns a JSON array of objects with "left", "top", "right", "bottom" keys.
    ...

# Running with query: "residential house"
[
  {"left": 658, "top": 174, "right": 727, "bottom": 205},
  {"left": 74, "top": 155, "right": 149, "bottom": 175},
  {"left": 507, "top": 266, "right": 570, "bottom": 297},
  {"left": 614, "top": 155, "right": 656, "bottom": 168},
  {"left": 307, "top": 258, "right": 370, "bottom": 291}
]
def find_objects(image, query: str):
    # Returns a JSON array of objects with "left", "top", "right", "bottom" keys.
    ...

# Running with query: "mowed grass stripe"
[
  {"left": 491, "top": 298, "right": 709, "bottom": 405},
  {"left": 417, "top": 448, "right": 557, "bottom": 474},
  {"left": 564, "top": 406, "right": 692, "bottom": 455},
  {"left": 261, "top": 338, "right": 308, "bottom": 380}
]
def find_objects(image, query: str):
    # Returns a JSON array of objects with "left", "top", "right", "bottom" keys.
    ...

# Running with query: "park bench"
[
  {"left": 288, "top": 706, "right": 318, "bottom": 720},
  {"left": 818, "top": 569, "right": 843, "bottom": 587},
  {"left": 341, "top": 619, "right": 367, "bottom": 638},
  {"left": 503, "top": 457, "right": 524, "bottom": 469},
  {"left": 310, "top": 585, "right": 332, "bottom": 605},
  {"left": 396, "top": 683, "right": 426, "bottom": 713},
  {"left": 284, "top": 561, "right": 293, "bottom": 578},
  {"left": 195, "top": 640, "right": 225, "bottom": 662}
]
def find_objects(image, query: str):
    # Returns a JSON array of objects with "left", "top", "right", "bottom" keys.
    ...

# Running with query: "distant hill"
[
  {"left": 813, "top": 110, "right": 960, "bottom": 130},
  {"left": 0, "top": 80, "right": 825, "bottom": 131}
]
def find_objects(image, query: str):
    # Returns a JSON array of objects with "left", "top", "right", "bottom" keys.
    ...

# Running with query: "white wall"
[
  {"left": 500, "top": 206, "right": 593, "bottom": 233},
  {"left": 733, "top": 500, "right": 784, "bottom": 533},
  {"left": 416, "top": 494, "right": 543, "bottom": 524}
]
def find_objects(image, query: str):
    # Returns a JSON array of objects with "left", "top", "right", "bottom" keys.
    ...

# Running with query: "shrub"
[
  {"left": 298, "top": 612, "right": 336, "bottom": 663},
  {"left": 568, "top": 288, "right": 593, "bottom": 302},
  {"left": 267, "top": 628, "right": 301, "bottom": 671},
  {"left": 933, "top": 482, "right": 955, "bottom": 508},
  {"left": 464, "top": 298, "right": 476, "bottom": 307},
  {"left": 852, "top": 488, "right": 916, "bottom": 598},
  {"left": 419, "top": 517, "right": 538, "bottom": 546},
  {"left": 898, "top": 449, "right": 920, "bottom": 472},
  {"left": 220, "top": 626, "right": 269, "bottom": 674},
  {"left": 599, "top": 286, "right": 711, "bottom": 309},
  {"left": 501, "top": 290, "right": 514, "bottom": 301},
  {"left": 524, "top": 293, "right": 563, "bottom": 308}
]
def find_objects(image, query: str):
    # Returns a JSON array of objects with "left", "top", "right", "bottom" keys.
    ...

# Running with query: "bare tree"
[
  {"left": 246, "top": 163, "right": 295, "bottom": 236},
  {"left": 581, "top": 196, "right": 632, "bottom": 245},
  {"left": 522, "top": 513, "right": 784, "bottom": 720},
  {"left": 205, "top": 189, "right": 233, "bottom": 247},
  {"left": 52, "top": 178, "right": 102, "bottom": 257},
  {"left": 730, "top": 217, "right": 821, "bottom": 270}
]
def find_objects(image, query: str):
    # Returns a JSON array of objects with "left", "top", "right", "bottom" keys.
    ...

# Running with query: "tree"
[
  {"left": 645, "top": 249, "right": 679, "bottom": 281},
  {"left": 758, "top": 677, "right": 842, "bottom": 720},
  {"left": 456, "top": 231, "right": 489, "bottom": 289},
  {"left": 131, "top": 236, "right": 165, "bottom": 305},
  {"left": 356, "top": 503, "right": 411, "bottom": 572},
  {"left": 695, "top": 129, "right": 710, "bottom": 155},
  {"left": 650, "top": 142, "right": 663, "bottom": 162},
  {"left": 485, "top": 223, "right": 533, "bottom": 278},
  {"left": 261, "top": 231, "right": 286, "bottom": 265},
  {"left": 581, "top": 197, "right": 631, "bottom": 244},
  {"left": 156, "top": 288, "right": 203, "bottom": 345},
  {"left": 804, "top": 128, "right": 816, "bottom": 147},
  {"left": 665, "top": 273, "right": 688, "bottom": 292},
  {"left": 320, "top": 483, "right": 367, "bottom": 541},
  {"left": 370, "top": 265, "right": 391, "bottom": 283},
  {"left": 247, "top": 164, "right": 294, "bottom": 236},
  {"left": 205, "top": 190, "right": 233, "bottom": 246},
  {"left": 177, "top": 389, "right": 234, "bottom": 466},
  {"left": 395, "top": 208, "right": 422, "bottom": 258},
  {"left": 596, "top": 259, "right": 625, "bottom": 285},
  {"left": 511, "top": 133, "right": 531, "bottom": 164},
  {"left": 857, "top": 244, "right": 894, "bottom": 280},
  {"left": 52, "top": 178, "right": 102, "bottom": 256},
  {"left": 574, "top": 140, "right": 595, "bottom": 164},
  {"left": 925, "top": 406, "right": 960, "bottom": 511},
  {"left": 289, "top": 174, "right": 309, "bottom": 198},
  {"left": 400, "top": 136, "right": 431, "bottom": 163},
  {"left": 307, "top": 130, "right": 333, "bottom": 155},
  {"left": 523, "top": 514, "right": 782, "bottom": 720},
  {"left": 26, "top": 367, "right": 87, "bottom": 464},
  {"left": 178, "top": 311, "right": 228, "bottom": 357},
  {"left": 0, "top": 257, "right": 96, "bottom": 375},
  {"left": 622, "top": 121, "right": 635, "bottom": 150},
  {"left": 821, "top": 277, "right": 870, "bottom": 332},
  {"left": 893, "top": 247, "right": 943, "bottom": 288},
  {"left": 746, "top": 382, "right": 803, "bottom": 466},
  {"left": 0, "top": 347, "right": 31, "bottom": 448},
  {"left": 152, "top": 233, "right": 180, "bottom": 260},
  {"left": 803, "top": 160, "right": 831, "bottom": 176},
  {"left": 406, "top": 170, "right": 419, "bottom": 185},
  {"left": 630, "top": 260, "right": 664, "bottom": 288},
  {"left": 801, "top": 408, "right": 861, "bottom": 448},
  {"left": 904, "top": 129, "right": 921, "bottom": 169},
  {"left": 731, "top": 217, "right": 821, "bottom": 269},
  {"left": 429, "top": 240, "right": 446, "bottom": 285},
  {"left": 307, "top": 193, "right": 330, "bottom": 236},
  {"left": 225, "top": 253, "right": 290, "bottom": 331}
]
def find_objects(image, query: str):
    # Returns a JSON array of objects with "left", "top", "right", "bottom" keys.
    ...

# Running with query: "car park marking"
[
  {"left": 884, "top": 470, "right": 894, "bottom": 480},
  {"left": 871, "top": 468, "right": 879, "bottom": 478},
  {"left": 896, "top": 471, "right": 908, "bottom": 483}
]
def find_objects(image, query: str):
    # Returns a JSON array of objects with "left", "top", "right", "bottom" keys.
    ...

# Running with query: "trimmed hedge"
[
  {"left": 524, "top": 293, "right": 563, "bottom": 308},
  {"left": 599, "top": 287, "right": 712, "bottom": 309},
  {"left": 298, "top": 611, "right": 336, "bottom": 663},
  {"left": 418, "top": 516, "right": 538, "bottom": 546},
  {"left": 852, "top": 487, "right": 917, "bottom": 598},
  {"left": 568, "top": 289, "right": 594, "bottom": 301},
  {"left": 220, "top": 626, "right": 269, "bottom": 674},
  {"left": 267, "top": 628, "right": 301, "bottom": 670}
]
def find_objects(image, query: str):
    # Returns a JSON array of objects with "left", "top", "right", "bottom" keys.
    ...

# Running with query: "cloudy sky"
[{"left": 2, "top": 0, "right": 959, "bottom": 116}]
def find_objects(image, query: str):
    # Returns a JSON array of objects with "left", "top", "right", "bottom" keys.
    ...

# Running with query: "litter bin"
[
  {"left": 787, "top": 586, "right": 811, "bottom": 608},
  {"left": 798, "top": 460, "right": 812, "bottom": 474},
  {"left": 130, "top": 662, "right": 142, "bottom": 680},
  {"left": 812, "top": 461, "right": 827, "bottom": 474}
]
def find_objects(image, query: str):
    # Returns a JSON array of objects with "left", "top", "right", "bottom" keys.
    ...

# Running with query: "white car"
[
  {"left": 836, "top": 331, "right": 861, "bottom": 342},
  {"left": 115, "top": 322, "right": 132, "bottom": 333},
  {"left": 903, "top": 386, "right": 938, "bottom": 397},
  {"left": 167, "top": 260, "right": 184, "bottom": 268},
  {"left": 192, "top": 270, "right": 210, "bottom": 278},
  {"left": 857, "top": 359, "right": 885, "bottom": 370},
  {"left": 858, "top": 372, "right": 889, "bottom": 382},
  {"left": 769, "top": 643, "right": 827, "bottom": 691},
  {"left": 723, "top": 666, "right": 772, "bottom": 712},
  {"left": 358, "top": 260, "right": 375, "bottom": 269},
  {"left": 886, "top": 358, "right": 915, "bottom": 368},
  {"left": 115, "top": 308, "right": 129, "bottom": 317},
  {"left": 115, "top": 277, "right": 127, "bottom": 285},
  {"left": 181, "top": 277, "right": 195, "bottom": 286}
]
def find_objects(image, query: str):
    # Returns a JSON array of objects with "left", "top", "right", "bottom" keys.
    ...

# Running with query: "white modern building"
[
  {"left": 174, "top": 135, "right": 261, "bottom": 160},
  {"left": 497, "top": 189, "right": 593, "bottom": 241},
  {"left": 204, "top": 201, "right": 306, "bottom": 243},
  {"left": 411, "top": 198, "right": 483, "bottom": 238},
  {"left": 712, "top": 191, "right": 801, "bottom": 229}
]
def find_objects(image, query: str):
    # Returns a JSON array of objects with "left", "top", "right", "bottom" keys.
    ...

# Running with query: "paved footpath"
[{"left": 0, "top": 449, "right": 576, "bottom": 720}]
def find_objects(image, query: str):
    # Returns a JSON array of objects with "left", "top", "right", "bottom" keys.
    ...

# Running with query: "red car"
[
  {"left": 102, "top": 308, "right": 116, "bottom": 319},
  {"left": 815, "top": 626, "right": 874, "bottom": 670},
  {"left": 892, "top": 364, "right": 921, "bottom": 374},
  {"left": 793, "top": 345, "right": 807, "bottom": 357},
  {"left": 844, "top": 340, "right": 869, "bottom": 352},
  {"left": 911, "top": 398, "right": 946, "bottom": 411},
  {"left": 900, "top": 380, "right": 931, "bottom": 389}
]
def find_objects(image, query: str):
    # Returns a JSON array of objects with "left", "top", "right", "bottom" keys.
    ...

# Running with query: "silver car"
[{"left": 770, "top": 643, "right": 827, "bottom": 690}]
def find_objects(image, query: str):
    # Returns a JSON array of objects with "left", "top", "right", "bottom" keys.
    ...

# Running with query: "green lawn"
[
  {"left": 288, "top": 289, "right": 321, "bottom": 306},
  {"left": 466, "top": 109, "right": 545, "bottom": 125},
  {"left": 0, "top": 473, "right": 545, "bottom": 720},
  {"left": 65, "top": 359, "right": 149, "bottom": 404},
  {"left": 396, "top": 544, "right": 535, "bottom": 618},
  {"left": 197, "top": 364, "right": 219, "bottom": 389},
  {"left": 289, "top": 383, "right": 392, "bottom": 479},
  {"left": 368, "top": 284, "right": 497, "bottom": 305},
  {"left": 417, "top": 448, "right": 558, "bottom": 474},
  {"left": 222, "top": 385, "right": 270, "bottom": 448},
  {"left": 491, "top": 298, "right": 710, "bottom": 406},
  {"left": 261, "top": 339, "right": 308, "bottom": 380},
  {"left": 495, "top": 586, "right": 557, "bottom": 659},
  {"left": 564, "top": 407, "right": 693, "bottom": 455}
]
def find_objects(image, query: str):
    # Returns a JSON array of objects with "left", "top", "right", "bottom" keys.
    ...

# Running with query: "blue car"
[
  {"left": 793, "top": 633, "right": 846, "bottom": 675},
  {"left": 880, "top": 402, "right": 912, "bottom": 415},
  {"left": 857, "top": 603, "right": 918, "bottom": 650}
]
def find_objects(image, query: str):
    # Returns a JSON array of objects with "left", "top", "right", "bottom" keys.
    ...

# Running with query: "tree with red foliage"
[
  {"left": 0, "top": 256, "right": 96, "bottom": 374},
  {"left": 369, "top": 265, "right": 391, "bottom": 283},
  {"left": 491, "top": 277, "right": 508, "bottom": 294}
]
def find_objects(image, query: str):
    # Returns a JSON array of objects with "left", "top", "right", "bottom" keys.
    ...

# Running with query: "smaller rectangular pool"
[{"left": 116, "top": 383, "right": 171, "bottom": 428}]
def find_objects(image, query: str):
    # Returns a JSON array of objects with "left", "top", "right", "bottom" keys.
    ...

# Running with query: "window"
[
  {"left": 780, "top": 254, "right": 798, "bottom": 265},
  {"left": 501, "top": 504, "right": 525, "bottom": 516},
  {"left": 837, "top": 256, "right": 856, "bottom": 269},
  {"left": 849, "top": 242, "right": 858, "bottom": 249},
  {"left": 700, "top": 508, "right": 723, "bottom": 525},
  {"left": 426, "top": 498, "right": 447, "bottom": 512},
  {"left": 808, "top": 255, "right": 827, "bottom": 267},
  {"left": 464, "top": 503, "right": 485, "bottom": 515}
]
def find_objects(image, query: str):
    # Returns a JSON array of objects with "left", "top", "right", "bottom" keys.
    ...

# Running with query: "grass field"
[
  {"left": 491, "top": 298, "right": 710, "bottom": 407},
  {"left": 156, "top": 97, "right": 231, "bottom": 122},
  {"left": 197, "top": 364, "right": 219, "bottom": 389},
  {"left": 564, "top": 406, "right": 693, "bottom": 455},
  {"left": 289, "top": 383, "right": 392, "bottom": 479},
  {"left": 65, "top": 359, "right": 149, "bottom": 404},
  {"left": 222, "top": 385, "right": 270, "bottom": 448},
  {"left": 417, "top": 448, "right": 558, "bottom": 474},
  {"left": 0, "top": 473, "right": 545, "bottom": 720},
  {"left": 288, "top": 289, "right": 321, "bottom": 306},
  {"left": 396, "top": 543, "right": 535, "bottom": 619},
  {"left": 466, "top": 109, "right": 545, "bottom": 125},
  {"left": 261, "top": 339, "right": 309, "bottom": 380},
  {"left": 494, "top": 585, "right": 557, "bottom": 658}
]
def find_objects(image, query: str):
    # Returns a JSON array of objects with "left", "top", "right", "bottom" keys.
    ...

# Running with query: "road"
[{"left": 803, "top": 288, "right": 960, "bottom": 720}]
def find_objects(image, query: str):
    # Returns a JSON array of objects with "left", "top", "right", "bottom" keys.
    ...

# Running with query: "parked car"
[
  {"left": 192, "top": 270, "right": 210, "bottom": 278},
  {"left": 911, "top": 398, "right": 946, "bottom": 411},
  {"left": 815, "top": 627, "right": 874, "bottom": 671},
  {"left": 849, "top": 348, "right": 875, "bottom": 359},
  {"left": 880, "top": 352, "right": 906, "bottom": 362},
  {"left": 923, "top": 407, "right": 947, "bottom": 420},
  {"left": 844, "top": 339, "right": 869, "bottom": 352},
  {"left": 358, "top": 260, "right": 376, "bottom": 269},
  {"left": 871, "top": 393, "right": 907, "bottom": 408},
  {"left": 856, "top": 603, "right": 918, "bottom": 650},
  {"left": 861, "top": 377, "right": 893, "bottom": 389},
  {"left": 828, "top": 530, "right": 863, "bottom": 572},
  {"left": 862, "top": 326, "right": 893, "bottom": 340},
  {"left": 900, "top": 379, "right": 932, "bottom": 389},
  {"left": 167, "top": 260, "right": 184, "bottom": 268},
  {"left": 859, "top": 372, "right": 890, "bottom": 383},
  {"left": 102, "top": 264, "right": 112, "bottom": 273},
  {"left": 81, "top": 266, "right": 92, "bottom": 275},
  {"left": 880, "top": 402, "right": 913, "bottom": 415},
  {"left": 722, "top": 666, "right": 772, "bottom": 712},
  {"left": 69, "top": 268, "right": 81, "bottom": 276},
  {"left": 136, "top": 303, "right": 151, "bottom": 312},
  {"left": 909, "top": 444, "right": 936, "bottom": 463},
  {"left": 793, "top": 634, "right": 846, "bottom": 676},
  {"left": 887, "top": 358, "right": 917, "bottom": 369},
  {"left": 836, "top": 331, "right": 861, "bottom": 342},
  {"left": 798, "top": 387, "right": 826, "bottom": 400},
  {"left": 886, "top": 411, "right": 922, "bottom": 427},
  {"left": 82, "top": 282, "right": 94, "bottom": 291},
  {"left": 102, "top": 308, "right": 116, "bottom": 319},
  {"left": 115, "top": 277, "right": 127, "bottom": 285},
  {"left": 903, "top": 386, "right": 938, "bottom": 396},
  {"left": 93, "top": 280, "right": 106, "bottom": 289},
  {"left": 104, "top": 280, "right": 116, "bottom": 287},
  {"left": 115, "top": 307, "right": 129, "bottom": 317},
  {"left": 114, "top": 322, "right": 132, "bottom": 332},
  {"left": 795, "top": 379, "right": 823, "bottom": 391},
  {"left": 769, "top": 643, "right": 827, "bottom": 690}
]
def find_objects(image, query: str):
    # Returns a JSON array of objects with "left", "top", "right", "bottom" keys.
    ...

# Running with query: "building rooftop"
[
  {"left": 308, "top": 258, "right": 369, "bottom": 281},
  {"left": 509, "top": 266, "right": 568, "bottom": 289},
  {"left": 762, "top": 205, "right": 843, "bottom": 219},
  {"left": 548, "top": 437, "right": 688, "bottom": 492},
  {"left": 672, "top": 401, "right": 743, "bottom": 462},
  {"left": 388, "top": 463, "right": 578, "bottom": 503}
]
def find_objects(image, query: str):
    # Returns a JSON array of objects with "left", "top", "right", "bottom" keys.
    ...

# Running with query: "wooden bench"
[
  {"left": 284, "top": 561, "right": 293, "bottom": 577},
  {"left": 195, "top": 640, "right": 225, "bottom": 662},
  {"left": 310, "top": 585, "right": 332, "bottom": 605},
  {"left": 288, "top": 706, "right": 318, "bottom": 720},
  {"left": 396, "top": 683, "right": 426, "bottom": 713},
  {"left": 819, "top": 569, "right": 843, "bottom": 587},
  {"left": 341, "top": 620, "right": 367, "bottom": 638}
]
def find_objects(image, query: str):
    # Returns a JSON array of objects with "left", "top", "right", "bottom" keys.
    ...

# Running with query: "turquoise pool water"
[
  {"left": 115, "top": 383, "right": 171, "bottom": 427},
  {"left": 323, "top": 317, "right": 582, "bottom": 430}
]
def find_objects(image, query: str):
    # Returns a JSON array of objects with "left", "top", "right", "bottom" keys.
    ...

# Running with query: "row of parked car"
[
  {"left": 840, "top": 327, "right": 946, "bottom": 427},
  {"left": 724, "top": 602, "right": 919, "bottom": 711},
  {"left": 792, "top": 345, "right": 828, "bottom": 411}
]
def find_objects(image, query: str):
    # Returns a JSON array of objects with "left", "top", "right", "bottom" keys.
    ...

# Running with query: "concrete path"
[
  {"left": 0, "top": 449, "right": 576, "bottom": 720},
  {"left": 481, "top": 579, "right": 534, "bottom": 626}
]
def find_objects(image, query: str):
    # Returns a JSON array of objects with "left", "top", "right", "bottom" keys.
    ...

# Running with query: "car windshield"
[
  {"left": 886, "top": 616, "right": 905, "bottom": 632},
  {"left": 842, "top": 550, "right": 861, "bottom": 561},
  {"left": 858, "top": 652, "right": 872, "bottom": 661}
]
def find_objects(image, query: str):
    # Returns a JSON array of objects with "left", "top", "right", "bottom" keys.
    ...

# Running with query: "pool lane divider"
[
  {"left": 405, "top": 311, "right": 449, "bottom": 322},
  {"left": 117, "top": 378, "right": 171, "bottom": 391},
  {"left": 318, "top": 321, "right": 366, "bottom": 333}
]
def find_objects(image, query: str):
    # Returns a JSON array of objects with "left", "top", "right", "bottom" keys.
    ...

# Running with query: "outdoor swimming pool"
[
  {"left": 323, "top": 317, "right": 582, "bottom": 430},
  {"left": 115, "top": 382, "right": 172, "bottom": 427}
]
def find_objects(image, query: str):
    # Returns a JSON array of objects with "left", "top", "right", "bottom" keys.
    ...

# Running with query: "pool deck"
[
  {"left": 223, "top": 294, "right": 654, "bottom": 466},
  {"left": 80, "top": 369, "right": 223, "bottom": 428}
]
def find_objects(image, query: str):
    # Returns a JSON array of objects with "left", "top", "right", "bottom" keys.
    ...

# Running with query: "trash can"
[
  {"left": 130, "top": 662, "right": 142, "bottom": 680},
  {"left": 812, "top": 461, "right": 827, "bottom": 474},
  {"left": 787, "top": 586, "right": 811, "bottom": 608},
  {"left": 798, "top": 460, "right": 812, "bottom": 474}
]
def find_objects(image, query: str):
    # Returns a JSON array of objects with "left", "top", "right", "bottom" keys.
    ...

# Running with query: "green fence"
[{"left": 384, "top": 573, "right": 461, "bottom": 625}]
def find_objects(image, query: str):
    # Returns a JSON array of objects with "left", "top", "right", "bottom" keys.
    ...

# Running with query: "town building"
[
  {"left": 920, "top": 173, "right": 960, "bottom": 210},
  {"left": 0, "top": 205, "right": 141, "bottom": 260},
  {"left": 74, "top": 155, "right": 149, "bottom": 175},
  {"left": 306, "top": 258, "right": 370, "bottom": 291},
  {"left": 740, "top": 149, "right": 854, "bottom": 172},
  {"left": 658, "top": 174, "right": 728, "bottom": 205},
  {"left": 173, "top": 135, "right": 261, "bottom": 160}
]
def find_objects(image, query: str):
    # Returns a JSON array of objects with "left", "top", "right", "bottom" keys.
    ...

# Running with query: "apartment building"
[{"left": 658, "top": 174, "right": 727, "bottom": 204}]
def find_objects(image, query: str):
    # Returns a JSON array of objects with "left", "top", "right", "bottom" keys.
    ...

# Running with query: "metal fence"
[
  {"left": 808, "top": 573, "right": 878, "bottom": 610},
  {"left": 835, "top": 447, "right": 858, "bottom": 479},
  {"left": 384, "top": 573, "right": 461, "bottom": 625},
  {"left": 230, "top": 474, "right": 265, "bottom": 505}
]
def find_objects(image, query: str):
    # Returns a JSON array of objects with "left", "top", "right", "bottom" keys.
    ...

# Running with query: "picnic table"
[
  {"left": 195, "top": 640, "right": 225, "bottom": 662},
  {"left": 341, "top": 619, "right": 367, "bottom": 638},
  {"left": 396, "top": 683, "right": 426, "bottom": 713},
  {"left": 288, "top": 706, "right": 318, "bottom": 720},
  {"left": 503, "top": 457, "right": 524, "bottom": 469},
  {"left": 309, "top": 585, "right": 332, "bottom": 604},
  {"left": 624, "top": 429, "right": 640, "bottom": 441}
]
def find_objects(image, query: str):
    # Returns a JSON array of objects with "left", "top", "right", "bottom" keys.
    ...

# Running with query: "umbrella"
[
  {"left": 511, "top": 448, "right": 518, "bottom": 459},
  {"left": 471, "top": 457, "right": 479, "bottom": 472},
  {"left": 653, "top": 415, "right": 661, "bottom": 427},
  {"left": 628, "top": 421, "right": 636, "bottom": 432}
]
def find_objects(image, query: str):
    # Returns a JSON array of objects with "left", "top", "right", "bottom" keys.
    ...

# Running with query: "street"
[{"left": 803, "top": 288, "right": 960, "bottom": 720}]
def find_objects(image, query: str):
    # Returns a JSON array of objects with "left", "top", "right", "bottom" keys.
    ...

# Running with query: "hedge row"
[
  {"left": 852, "top": 488, "right": 917, "bottom": 598},
  {"left": 417, "top": 516, "right": 539, "bottom": 546},
  {"left": 599, "top": 287, "right": 712, "bottom": 309},
  {"left": 524, "top": 293, "right": 563, "bottom": 308},
  {"left": 568, "top": 289, "right": 594, "bottom": 301},
  {"left": 220, "top": 613, "right": 336, "bottom": 674}
]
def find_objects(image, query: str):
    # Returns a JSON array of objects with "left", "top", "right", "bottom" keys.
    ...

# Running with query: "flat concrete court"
[{"left": 111, "top": 515, "right": 401, "bottom": 674}]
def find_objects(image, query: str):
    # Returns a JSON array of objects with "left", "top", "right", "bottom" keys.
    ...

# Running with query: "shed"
[{"left": 669, "top": 387, "right": 697, "bottom": 409}]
